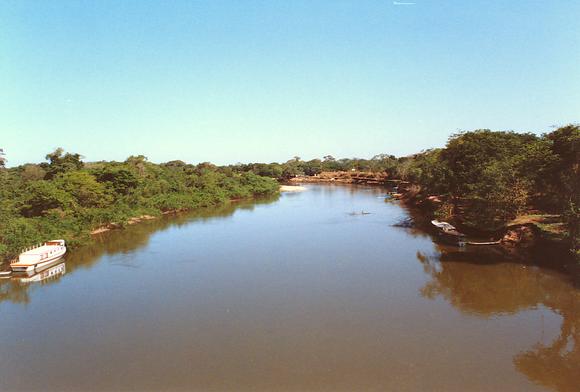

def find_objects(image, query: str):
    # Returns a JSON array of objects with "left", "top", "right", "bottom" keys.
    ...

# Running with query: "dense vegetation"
[
  {"left": 228, "top": 125, "right": 579, "bottom": 256},
  {"left": 1, "top": 124, "right": 578, "bottom": 261},
  {"left": 228, "top": 154, "right": 399, "bottom": 180},
  {"left": 0, "top": 150, "right": 278, "bottom": 262},
  {"left": 398, "top": 126, "right": 578, "bottom": 250}
]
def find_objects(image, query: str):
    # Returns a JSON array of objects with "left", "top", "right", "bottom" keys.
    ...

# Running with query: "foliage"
[
  {"left": 226, "top": 124, "right": 578, "bottom": 251},
  {"left": 44, "top": 148, "right": 84, "bottom": 179},
  {"left": 395, "top": 125, "right": 579, "bottom": 249},
  {"left": 2, "top": 124, "right": 578, "bottom": 260},
  {"left": 228, "top": 153, "right": 398, "bottom": 180},
  {"left": 0, "top": 150, "right": 279, "bottom": 261}
]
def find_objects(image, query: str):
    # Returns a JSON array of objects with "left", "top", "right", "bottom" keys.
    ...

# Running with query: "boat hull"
[{"left": 11, "top": 250, "right": 66, "bottom": 273}]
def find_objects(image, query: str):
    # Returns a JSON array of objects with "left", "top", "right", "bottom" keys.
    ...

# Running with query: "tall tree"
[{"left": 45, "top": 148, "right": 84, "bottom": 178}]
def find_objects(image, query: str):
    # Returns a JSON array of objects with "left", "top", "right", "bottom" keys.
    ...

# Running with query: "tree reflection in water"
[
  {"left": 0, "top": 196, "right": 279, "bottom": 305},
  {"left": 417, "top": 249, "right": 580, "bottom": 392}
]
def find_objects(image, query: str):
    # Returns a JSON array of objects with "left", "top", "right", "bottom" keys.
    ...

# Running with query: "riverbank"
[
  {"left": 393, "top": 182, "right": 576, "bottom": 262},
  {"left": 88, "top": 189, "right": 290, "bottom": 236},
  {"left": 289, "top": 171, "right": 393, "bottom": 185},
  {"left": 0, "top": 157, "right": 281, "bottom": 265},
  {"left": 91, "top": 184, "right": 303, "bottom": 235},
  {"left": 0, "top": 191, "right": 281, "bottom": 270},
  {"left": 287, "top": 172, "right": 576, "bottom": 261}
]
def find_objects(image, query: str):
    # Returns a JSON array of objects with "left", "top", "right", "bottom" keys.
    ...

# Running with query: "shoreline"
[
  {"left": 89, "top": 193, "right": 283, "bottom": 236},
  {"left": 287, "top": 175, "right": 575, "bottom": 262},
  {"left": 91, "top": 185, "right": 301, "bottom": 235},
  {"left": 0, "top": 193, "right": 280, "bottom": 266}
]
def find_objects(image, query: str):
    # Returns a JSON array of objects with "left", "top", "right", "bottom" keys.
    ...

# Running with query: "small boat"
[
  {"left": 431, "top": 220, "right": 466, "bottom": 246},
  {"left": 11, "top": 240, "right": 67, "bottom": 273}
]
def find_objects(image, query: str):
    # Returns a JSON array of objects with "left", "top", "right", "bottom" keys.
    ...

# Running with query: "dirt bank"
[{"left": 289, "top": 171, "right": 395, "bottom": 185}]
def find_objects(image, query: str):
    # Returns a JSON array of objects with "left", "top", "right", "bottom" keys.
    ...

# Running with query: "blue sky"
[{"left": 1, "top": 0, "right": 579, "bottom": 166}]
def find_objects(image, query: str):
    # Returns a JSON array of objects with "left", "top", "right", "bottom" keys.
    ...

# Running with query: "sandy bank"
[{"left": 280, "top": 185, "right": 307, "bottom": 192}]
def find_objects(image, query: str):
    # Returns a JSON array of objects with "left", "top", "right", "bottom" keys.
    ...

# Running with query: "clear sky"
[{"left": 1, "top": 0, "right": 579, "bottom": 166}]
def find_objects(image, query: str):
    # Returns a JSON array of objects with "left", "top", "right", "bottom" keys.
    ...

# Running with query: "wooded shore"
[{"left": 289, "top": 170, "right": 575, "bottom": 261}]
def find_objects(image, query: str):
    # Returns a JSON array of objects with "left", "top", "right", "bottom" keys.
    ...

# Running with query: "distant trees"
[
  {"left": 44, "top": 148, "right": 84, "bottom": 179},
  {"left": 228, "top": 153, "right": 401, "bottom": 179},
  {"left": 0, "top": 148, "right": 5, "bottom": 168},
  {"left": 302, "top": 159, "right": 322, "bottom": 176}
]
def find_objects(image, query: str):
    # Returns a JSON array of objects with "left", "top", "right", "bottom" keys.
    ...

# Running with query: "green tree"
[
  {"left": 439, "top": 130, "right": 538, "bottom": 229},
  {"left": 19, "top": 164, "right": 46, "bottom": 181},
  {"left": 545, "top": 125, "right": 580, "bottom": 254},
  {"left": 45, "top": 148, "right": 84, "bottom": 179},
  {"left": 125, "top": 155, "right": 148, "bottom": 176},
  {"left": 19, "top": 180, "right": 73, "bottom": 217},
  {"left": 93, "top": 166, "right": 140, "bottom": 196},
  {"left": 303, "top": 159, "right": 323, "bottom": 176},
  {"left": 56, "top": 171, "right": 111, "bottom": 208}
]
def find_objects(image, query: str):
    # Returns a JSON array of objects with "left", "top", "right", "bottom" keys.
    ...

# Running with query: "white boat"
[
  {"left": 11, "top": 240, "right": 66, "bottom": 273},
  {"left": 431, "top": 220, "right": 466, "bottom": 246},
  {"left": 431, "top": 220, "right": 458, "bottom": 232}
]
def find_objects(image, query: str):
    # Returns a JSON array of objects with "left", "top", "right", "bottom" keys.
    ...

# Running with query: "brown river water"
[{"left": 1, "top": 184, "right": 579, "bottom": 391}]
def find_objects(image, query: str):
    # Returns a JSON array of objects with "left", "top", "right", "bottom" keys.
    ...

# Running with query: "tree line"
[
  {"left": 0, "top": 150, "right": 278, "bottom": 261},
  {"left": 396, "top": 126, "right": 578, "bottom": 245},
  {"left": 1, "top": 124, "right": 578, "bottom": 260},
  {"left": 227, "top": 125, "right": 579, "bottom": 255}
]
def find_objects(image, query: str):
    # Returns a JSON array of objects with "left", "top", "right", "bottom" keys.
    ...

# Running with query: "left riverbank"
[{"left": 0, "top": 152, "right": 280, "bottom": 264}]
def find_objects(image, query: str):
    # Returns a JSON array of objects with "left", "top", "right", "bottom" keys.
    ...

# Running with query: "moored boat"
[
  {"left": 431, "top": 220, "right": 466, "bottom": 246},
  {"left": 10, "top": 240, "right": 67, "bottom": 273}
]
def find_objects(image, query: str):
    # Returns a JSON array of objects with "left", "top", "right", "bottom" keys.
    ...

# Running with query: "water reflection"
[
  {"left": 0, "top": 262, "right": 67, "bottom": 304},
  {"left": 0, "top": 196, "right": 278, "bottom": 305},
  {"left": 73, "top": 195, "right": 279, "bottom": 272},
  {"left": 417, "top": 250, "right": 580, "bottom": 391},
  {"left": 17, "top": 262, "right": 66, "bottom": 283}
]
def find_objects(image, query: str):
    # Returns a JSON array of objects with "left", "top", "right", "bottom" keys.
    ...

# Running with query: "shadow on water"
[
  {"left": 398, "top": 202, "right": 580, "bottom": 283},
  {"left": 394, "top": 193, "right": 580, "bottom": 391},
  {"left": 0, "top": 195, "right": 279, "bottom": 305},
  {"left": 416, "top": 249, "right": 580, "bottom": 392}
]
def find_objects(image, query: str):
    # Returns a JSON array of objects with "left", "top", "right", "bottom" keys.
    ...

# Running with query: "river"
[{"left": 1, "top": 184, "right": 579, "bottom": 391}]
